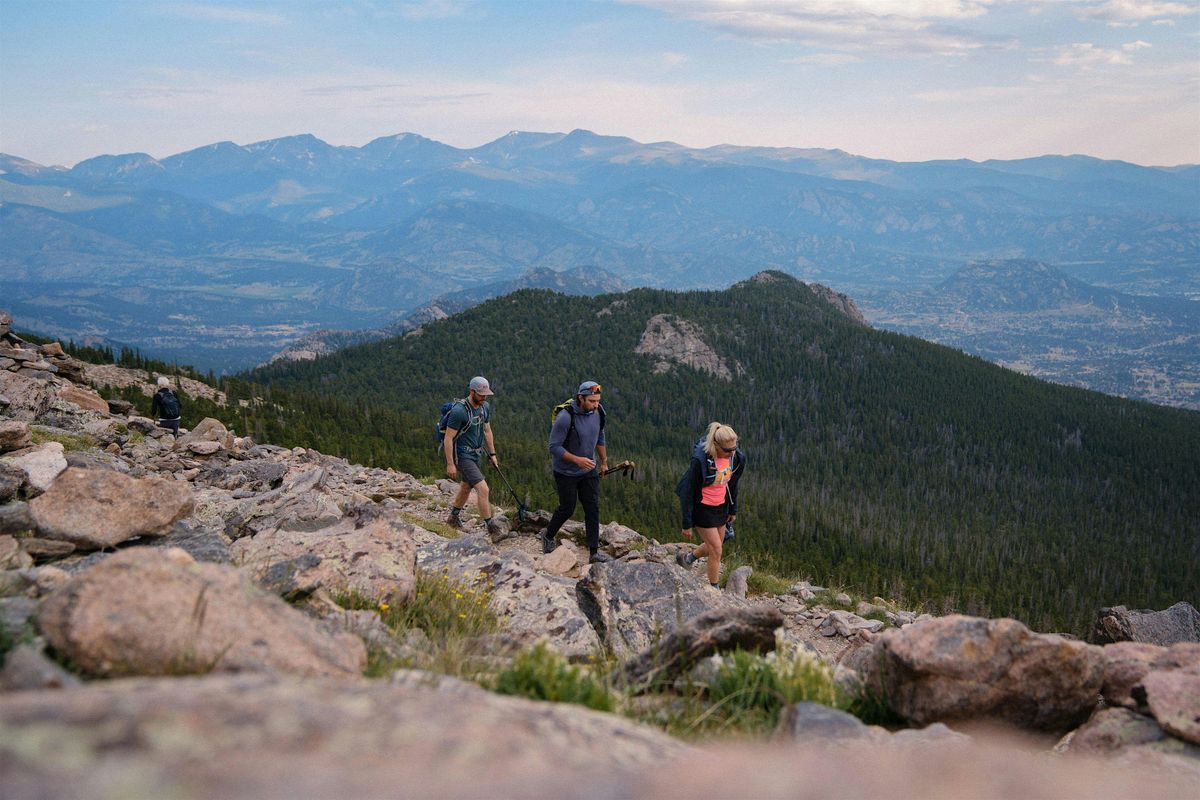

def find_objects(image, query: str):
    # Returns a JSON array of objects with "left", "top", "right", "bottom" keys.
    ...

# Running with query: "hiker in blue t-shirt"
[
  {"left": 541, "top": 380, "right": 609, "bottom": 563},
  {"left": 443, "top": 376, "right": 504, "bottom": 541}
]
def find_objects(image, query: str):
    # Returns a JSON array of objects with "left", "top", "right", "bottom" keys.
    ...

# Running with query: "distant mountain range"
[{"left": 2, "top": 129, "right": 1196, "bottom": 398}]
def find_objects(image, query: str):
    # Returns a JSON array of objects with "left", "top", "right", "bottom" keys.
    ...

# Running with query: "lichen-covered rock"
[
  {"left": 37, "top": 548, "right": 366, "bottom": 678},
  {"left": 1094, "top": 603, "right": 1200, "bottom": 646},
  {"left": 29, "top": 466, "right": 193, "bottom": 550},
  {"left": 1143, "top": 669, "right": 1200, "bottom": 745},
  {"left": 576, "top": 560, "right": 744, "bottom": 659},
  {"left": 1, "top": 441, "right": 67, "bottom": 495},
  {"left": 56, "top": 384, "right": 109, "bottom": 414},
  {"left": 0, "top": 420, "right": 32, "bottom": 453},
  {"left": 1063, "top": 707, "right": 1167, "bottom": 754},
  {"left": 420, "top": 534, "right": 600, "bottom": 659},
  {"left": 231, "top": 507, "right": 416, "bottom": 602},
  {"left": 871, "top": 615, "right": 1105, "bottom": 731},
  {"left": 1101, "top": 641, "right": 1200, "bottom": 712}
]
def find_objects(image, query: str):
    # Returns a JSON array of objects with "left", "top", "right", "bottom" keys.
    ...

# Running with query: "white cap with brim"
[{"left": 469, "top": 376, "right": 494, "bottom": 395}]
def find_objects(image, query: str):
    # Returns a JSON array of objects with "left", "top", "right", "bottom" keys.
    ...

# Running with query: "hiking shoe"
[
  {"left": 589, "top": 551, "right": 613, "bottom": 564},
  {"left": 446, "top": 512, "right": 463, "bottom": 529},
  {"left": 676, "top": 549, "right": 696, "bottom": 568},
  {"left": 723, "top": 523, "right": 735, "bottom": 543},
  {"left": 540, "top": 530, "right": 557, "bottom": 554}
]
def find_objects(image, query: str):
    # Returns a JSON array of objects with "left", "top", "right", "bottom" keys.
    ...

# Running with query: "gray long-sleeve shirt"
[{"left": 548, "top": 401, "right": 605, "bottom": 477}]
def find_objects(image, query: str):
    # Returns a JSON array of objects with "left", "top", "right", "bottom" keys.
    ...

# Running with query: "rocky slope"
[{"left": 1, "top": 315, "right": 1197, "bottom": 798}]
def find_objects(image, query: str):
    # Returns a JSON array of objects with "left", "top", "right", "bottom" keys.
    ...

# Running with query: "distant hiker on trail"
[
  {"left": 676, "top": 422, "right": 746, "bottom": 589},
  {"left": 541, "top": 380, "right": 609, "bottom": 563},
  {"left": 443, "top": 376, "right": 504, "bottom": 540},
  {"left": 150, "top": 376, "right": 182, "bottom": 435}
]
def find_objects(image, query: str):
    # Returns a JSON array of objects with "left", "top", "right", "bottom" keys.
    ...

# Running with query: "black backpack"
[{"left": 158, "top": 389, "right": 181, "bottom": 419}]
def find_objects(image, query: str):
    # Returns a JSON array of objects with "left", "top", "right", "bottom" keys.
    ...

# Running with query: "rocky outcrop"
[
  {"left": 619, "top": 604, "right": 783, "bottom": 689},
  {"left": 29, "top": 467, "right": 194, "bottom": 550},
  {"left": 1094, "top": 602, "right": 1200, "bottom": 646},
  {"left": 1, "top": 442, "right": 67, "bottom": 495},
  {"left": 231, "top": 506, "right": 417, "bottom": 602},
  {"left": 577, "top": 560, "right": 745, "bottom": 659},
  {"left": 37, "top": 547, "right": 366, "bottom": 678},
  {"left": 868, "top": 615, "right": 1105, "bottom": 731},
  {"left": 808, "top": 283, "right": 868, "bottom": 326},
  {"left": 420, "top": 534, "right": 601, "bottom": 659},
  {"left": 634, "top": 314, "right": 739, "bottom": 380}
]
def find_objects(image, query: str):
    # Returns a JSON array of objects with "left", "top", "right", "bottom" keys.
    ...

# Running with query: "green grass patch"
[
  {"left": 493, "top": 641, "right": 616, "bottom": 712},
  {"left": 628, "top": 645, "right": 848, "bottom": 739},
  {"left": 348, "top": 568, "right": 501, "bottom": 682},
  {"left": 30, "top": 426, "right": 96, "bottom": 452},
  {"left": 399, "top": 511, "right": 461, "bottom": 539}
]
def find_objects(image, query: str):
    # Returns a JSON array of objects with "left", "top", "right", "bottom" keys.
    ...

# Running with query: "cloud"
[
  {"left": 914, "top": 84, "right": 1032, "bottom": 102},
  {"left": 154, "top": 3, "right": 287, "bottom": 26},
  {"left": 1122, "top": 39, "right": 1153, "bottom": 50},
  {"left": 1076, "top": 1, "right": 1198, "bottom": 23},
  {"left": 662, "top": 51, "right": 690, "bottom": 68},
  {"left": 783, "top": 53, "right": 863, "bottom": 65},
  {"left": 1051, "top": 42, "right": 1134, "bottom": 66},
  {"left": 623, "top": 0, "right": 1006, "bottom": 55}
]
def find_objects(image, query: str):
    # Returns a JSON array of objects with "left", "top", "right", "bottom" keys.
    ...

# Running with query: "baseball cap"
[
  {"left": 577, "top": 380, "right": 601, "bottom": 395},
  {"left": 469, "top": 376, "right": 494, "bottom": 396}
]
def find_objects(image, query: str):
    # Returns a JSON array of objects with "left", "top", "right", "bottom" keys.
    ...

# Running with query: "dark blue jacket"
[{"left": 675, "top": 439, "right": 746, "bottom": 529}]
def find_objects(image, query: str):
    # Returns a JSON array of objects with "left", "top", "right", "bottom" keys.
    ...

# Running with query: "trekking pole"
[
  {"left": 601, "top": 460, "right": 635, "bottom": 478},
  {"left": 491, "top": 464, "right": 529, "bottom": 523}
]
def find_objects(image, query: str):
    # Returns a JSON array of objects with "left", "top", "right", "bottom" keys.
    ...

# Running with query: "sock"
[
  {"left": 450, "top": 506, "right": 462, "bottom": 516},
  {"left": 484, "top": 517, "right": 493, "bottom": 525},
  {"left": 711, "top": 582, "right": 720, "bottom": 589}
]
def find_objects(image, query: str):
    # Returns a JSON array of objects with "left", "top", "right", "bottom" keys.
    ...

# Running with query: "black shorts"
[{"left": 692, "top": 502, "right": 729, "bottom": 529}]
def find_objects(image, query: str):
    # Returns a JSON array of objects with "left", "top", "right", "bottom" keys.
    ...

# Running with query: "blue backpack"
[{"left": 435, "top": 399, "right": 468, "bottom": 451}]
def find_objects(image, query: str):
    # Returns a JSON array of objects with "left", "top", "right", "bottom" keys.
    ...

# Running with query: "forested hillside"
[{"left": 245, "top": 273, "right": 1200, "bottom": 635}]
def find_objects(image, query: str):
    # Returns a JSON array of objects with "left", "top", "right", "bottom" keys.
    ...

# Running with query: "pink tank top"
[{"left": 701, "top": 456, "right": 732, "bottom": 506}]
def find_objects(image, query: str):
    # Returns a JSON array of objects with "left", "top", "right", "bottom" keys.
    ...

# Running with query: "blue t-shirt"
[{"left": 444, "top": 400, "right": 490, "bottom": 462}]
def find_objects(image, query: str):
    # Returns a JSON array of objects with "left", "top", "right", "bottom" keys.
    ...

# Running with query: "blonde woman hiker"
[{"left": 675, "top": 422, "right": 746, "bottom": 588}]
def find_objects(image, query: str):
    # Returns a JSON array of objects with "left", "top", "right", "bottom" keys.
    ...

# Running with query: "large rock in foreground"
[
  {"left": 1, "top": 672, "right": 1195, "bottom": 800},
  {"left": 872, "top": 615, "right": 1105, "bottom": 731},
  {"left": 29, "top": 466, "right": 194, "bottom": 549},
  {"left": 37, "top": 548, "right": 365, "bottom": 678},
  {"left": 0, "top": 672, "right": 690, "bottom": 799}
]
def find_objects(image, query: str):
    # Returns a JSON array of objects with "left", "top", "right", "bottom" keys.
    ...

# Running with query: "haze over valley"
[{"left": 2, "top": 130, "right": 1197, "bottom": 408}]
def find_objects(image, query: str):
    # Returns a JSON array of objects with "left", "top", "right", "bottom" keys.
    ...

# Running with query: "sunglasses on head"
[
  {"left": 719, "top": 443, "right": 737, "bottom": 452},
  {"left": 584, "top": 385, "right": 602, "bottom": 395}
]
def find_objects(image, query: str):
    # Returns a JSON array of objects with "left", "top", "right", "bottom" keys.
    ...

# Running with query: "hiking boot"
[
  {"left": 676, "top": 549, "right": 696, "bottom": 568},
  {"left": 446, "top": 511, "right": 463, "bottom": 529},
  {"left": 589, "top": 551, "right": 613, "bottom": 564},
  {"left": 540, "top": 530, "right": 557, "bottom": 554}
]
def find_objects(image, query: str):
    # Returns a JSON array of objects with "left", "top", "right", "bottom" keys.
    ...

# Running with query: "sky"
[{"left": 1, "top": 0, "right": 1198, "bottom": 168}]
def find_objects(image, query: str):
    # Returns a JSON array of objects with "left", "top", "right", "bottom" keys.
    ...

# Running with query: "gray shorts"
[{"left": 455, "top": 457, "right": 486, "bottom": 488}]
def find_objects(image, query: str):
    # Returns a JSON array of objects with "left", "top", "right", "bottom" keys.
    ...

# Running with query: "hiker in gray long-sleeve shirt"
[{"left": 541, "top": 380, "right": 609, "bottom": 562}]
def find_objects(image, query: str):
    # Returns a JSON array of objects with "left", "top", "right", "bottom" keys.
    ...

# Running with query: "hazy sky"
[{"left": 2, "top": 0, "right": 1198, "bottom": 167}]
